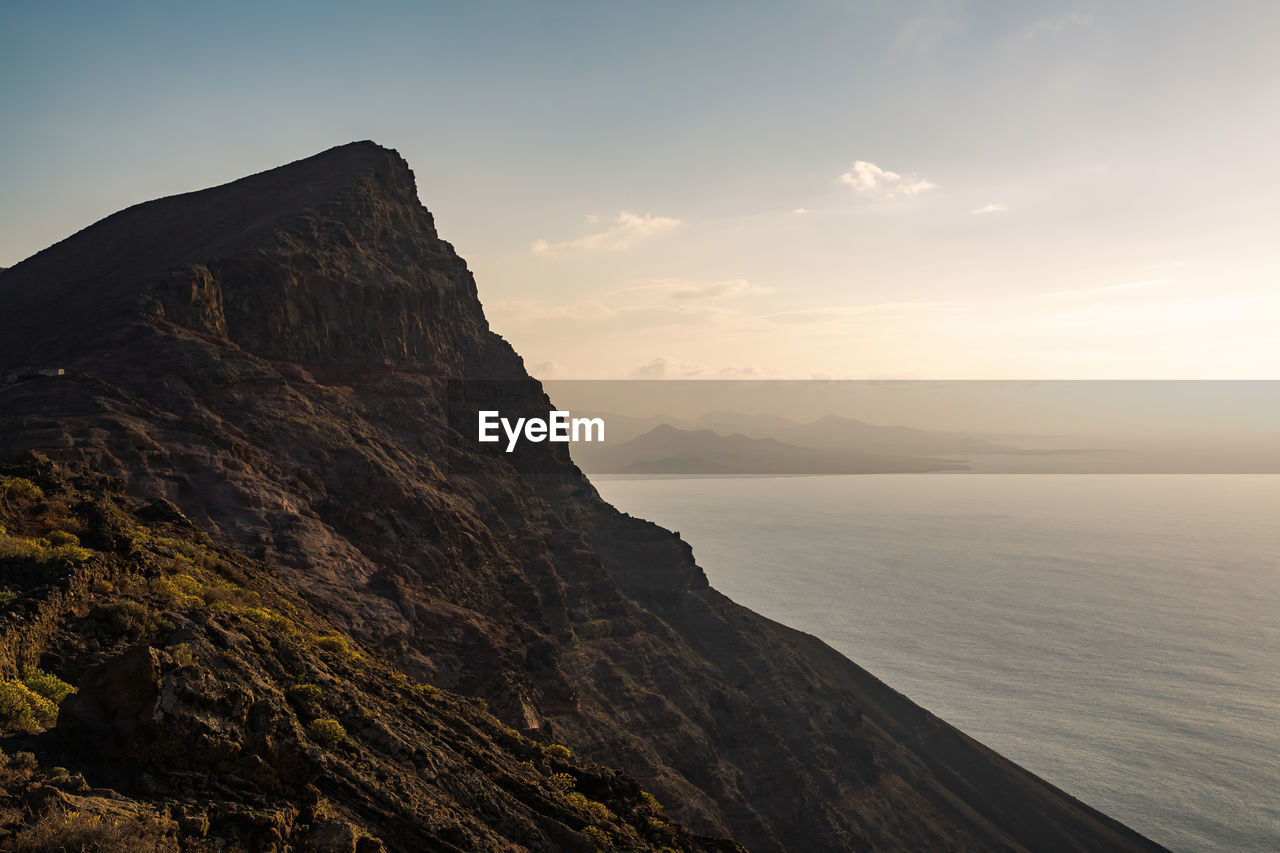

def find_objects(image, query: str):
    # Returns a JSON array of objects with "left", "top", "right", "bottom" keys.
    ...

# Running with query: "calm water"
[{"left": 592, "top": 475, "right": 1280, "bottom": 853}]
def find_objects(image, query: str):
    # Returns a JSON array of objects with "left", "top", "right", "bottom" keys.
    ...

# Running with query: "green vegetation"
[
  {"left": 0, "top": 535, "right": 91, "bottom": 563},
  {"left": 582, "top": 825, "right": 611, "bottom": 849},
  {"left": 0, "top": 477, "right": 43, "bottom": 507},
  {"left": 308, "top": 718, "right": 347, "bottom": 746},
  {"left": 544, "top": 743, "right": 572, "bottom": 762},
  {"left": 0, "top": 681, "right": 58, "bottom": 732},
  {"left": 22, "top": 669, "right": 75, "bottom": 705},
  {"left": 287, "top": 682, "right": 324, "bottom": 711},
  {"left": 0, "top": 669, "right": 75, "bottom": 732},
  {"left": 45, "top": 529, "right": 79, "bottom": 547},
  {"left": 7, "top": 808, "right": 182, "bottom": 853},
  {"left": 94, "top": 599, "right": 162, "bottom": 638},
  {"left": 548, "top": 772, "right": 576, "bottom": 793}
]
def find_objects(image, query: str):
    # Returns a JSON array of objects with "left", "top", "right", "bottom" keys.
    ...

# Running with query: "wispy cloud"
[
  {"left": 971, "top": 203, "right": 1009, "bottom": 215},
  {"left": 766, "top": 300, "right": 955, "bottom": 324},
  {"left": 629, "top": 356, "right": 707, "bottom": 378},
  {"left": 1010, "top": 12, "right": 1095, "bottom": 45},
  {"left": 1042, "top": 278, "right": 1175, "bottom": 300},
  {"left": 895, "top": 14, "right": 956, "bottom": 55},
  {"left": 617, "top": 278, "right": 765, "bottom": 301},
  {"left": 532, "top": 211, "right": 680, "bottom": 256},
  {"left": 627, "top": 357, "right": 763, "bottom": 379},
  {"left": 840, "top": 161, "right": 936, "bottom": 199}
]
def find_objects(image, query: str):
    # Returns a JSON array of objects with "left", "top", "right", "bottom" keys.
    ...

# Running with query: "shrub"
[
  {"left": 11, "top": 751, "right": 36, "bottom": 771},
  {"left": 0, "top": 537, "right": 42, "bottom": 561},
  {"left": 314, "top": 633, "right": 358, "bottom": 659},
  {"left": 307, "top": 718, "right": 346, "bottom": 747},
  {"left": 168, "top": 643, "right": 196, "bottom": 668},
  {"left": 564, "top": 791, "right": 613, "bottom": 821},
  {"left": 548, "top": 772, "right": 576, "bottom": 793},
  {"left": 95, "top": 600, "right": 157, "bottom": 637},
  {"left": 582, "top": 825, "right": 611, "bottom": 849},
  {"left": 45, "top": 530, "right": 79, "bottom": 547},
  {"left": 584, "top": 798, "right": 614, "bottom": 822},
  {"left": 0, "top": 536, "right": 90, "bottom": 563},
  {"left": 0, "top": 587, "right": 16, "bottom": 608},
  {"left": 22, "top": 669, "right": 75, "bottom": 704},
  {"left": 9, "top": 808, "right": 180, "bottom": 852},
  {"left": 47, "top": 542, "right": 91, "bottom": 562},
  {"left": 1, "top": 477, "right": 44, "bottom": 505},
  {"left": 544, "top": 743, "right": 572, "bottom": 762},
  {"left": 149, "top": 576, "right": 201, "bottom": 609},
  {"left": 640, "top": 790, "right": 664, "bottom": 812},
  {"left": 287, "top": 683, "right": 324, "bottom": 710},
  {"left": 0, "top": 681, "right": 58, "bottom": 731}
]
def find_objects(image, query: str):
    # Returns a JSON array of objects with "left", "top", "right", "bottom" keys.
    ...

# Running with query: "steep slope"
[
  {"left": 0, "top": 456, "right": 736, "bottom": 852},
  {"left": 0, "top": 142, "right": 1167, "bottom": 852}
]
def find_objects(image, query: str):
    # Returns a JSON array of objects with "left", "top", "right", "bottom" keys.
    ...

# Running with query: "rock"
[
  {"left": 304, "top": 819, "right": 360, "bottom": 853},
  {"left": 58, "top": 644, "right": 161, "bottom": 736}
]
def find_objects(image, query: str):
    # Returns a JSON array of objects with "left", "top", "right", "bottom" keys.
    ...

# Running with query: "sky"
[{"left": 2, "top": 1, "right": 1278, "bottom": 379}]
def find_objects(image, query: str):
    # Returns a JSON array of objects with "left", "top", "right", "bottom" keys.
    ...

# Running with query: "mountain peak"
[{"left": 0, "top": 142, "right": 504, "bottom": 372}]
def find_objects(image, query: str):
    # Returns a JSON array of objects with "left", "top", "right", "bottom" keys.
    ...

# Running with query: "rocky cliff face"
[{"left": 0, "top": 143, "right": 1166, "bottom": 852}]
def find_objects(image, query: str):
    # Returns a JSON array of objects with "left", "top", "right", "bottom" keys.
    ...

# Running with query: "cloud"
[
  {"left": 971, "top": 203, "right": 1009, "bottom": 215},
  {"left": 895, "top": 14, "right": 956, "bottom": 55},
  {"left": 840, "top": 161, "right": 936, "bottom": 199},
  {"left": 1010, "top": 12, "right": 1094, "bottom": 45},
  {"left": 766, "top": 300, "right": 956, "bottom": 325},
  {"left": 529, "top": 360, "right": 563, "bottom": 378},
  {"left": 532, "top": 211, "right": 680, "bottom": 256},
  {"left": 629, "top": 356, "right": 707, "bottom": 379},
  {"left": 1041, "top": 279, "right": 1175, "bottom": 300},
  {"left": 617, "top": 278, "right": 764, "bottom": 301},
  {"left": 792, "top": 208, "right": 808, "bottom": 215},
  {"left": 717, "top": 365, "right": 763, "bottom": 378}
]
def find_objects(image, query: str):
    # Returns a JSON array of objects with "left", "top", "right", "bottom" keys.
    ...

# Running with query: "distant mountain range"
[
  {"left": 573, "top": 422, "right": 969, "bottom": 474},
  {"left": 572, "top": 411, "right": 1086, "bottom": 474}
]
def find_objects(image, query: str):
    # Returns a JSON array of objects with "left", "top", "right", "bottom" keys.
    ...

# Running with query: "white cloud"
[
  {"left": 840, "top": 161, "right": 936, "bottom": 199},
  {"left": 529, "top": 360, "right": 563, "bottom": 378},
  {"left": 629, "top": 356, "right": 707, "bottom": 378},
  {"left": 617, "top": 278, "right": 764, "bottom": 301},
  {"left": 766, "top": 300, "right": 956, "bottom": 325},
  {"left": 792, "top": 208, "right": 808, "bottom": 215},
  {"left": 971, "top": 203, "right": 1009, "bottom": 215},
  {"left": 895, "top": 15, "right": 956, "bottom": 55},
  {"left": 532, "top": 211, "right": 680, "bottom": 256},
  {"left": 1010, "top": 12, "right": 1095, "bottom": 45}
]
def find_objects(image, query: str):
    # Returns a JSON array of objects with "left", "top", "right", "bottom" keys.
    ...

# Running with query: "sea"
[{"left": 591, "top": 474, "right": 1280, "bottom": 853}]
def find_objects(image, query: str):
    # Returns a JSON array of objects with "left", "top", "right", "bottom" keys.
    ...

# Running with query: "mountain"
[
  {"left": 573, "top": 424, "right": 965, "bottom": 474},
  {"left": 0, "top": 142, "right": 1166, "bottom": 852}
]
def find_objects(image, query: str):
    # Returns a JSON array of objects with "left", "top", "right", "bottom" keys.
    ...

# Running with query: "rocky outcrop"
[
  {"left": 0, "top": 464, "right": 736, "bottom": 851},
  {"left": 0, "top": 143, "right": 1167, "bottom": 852}
]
